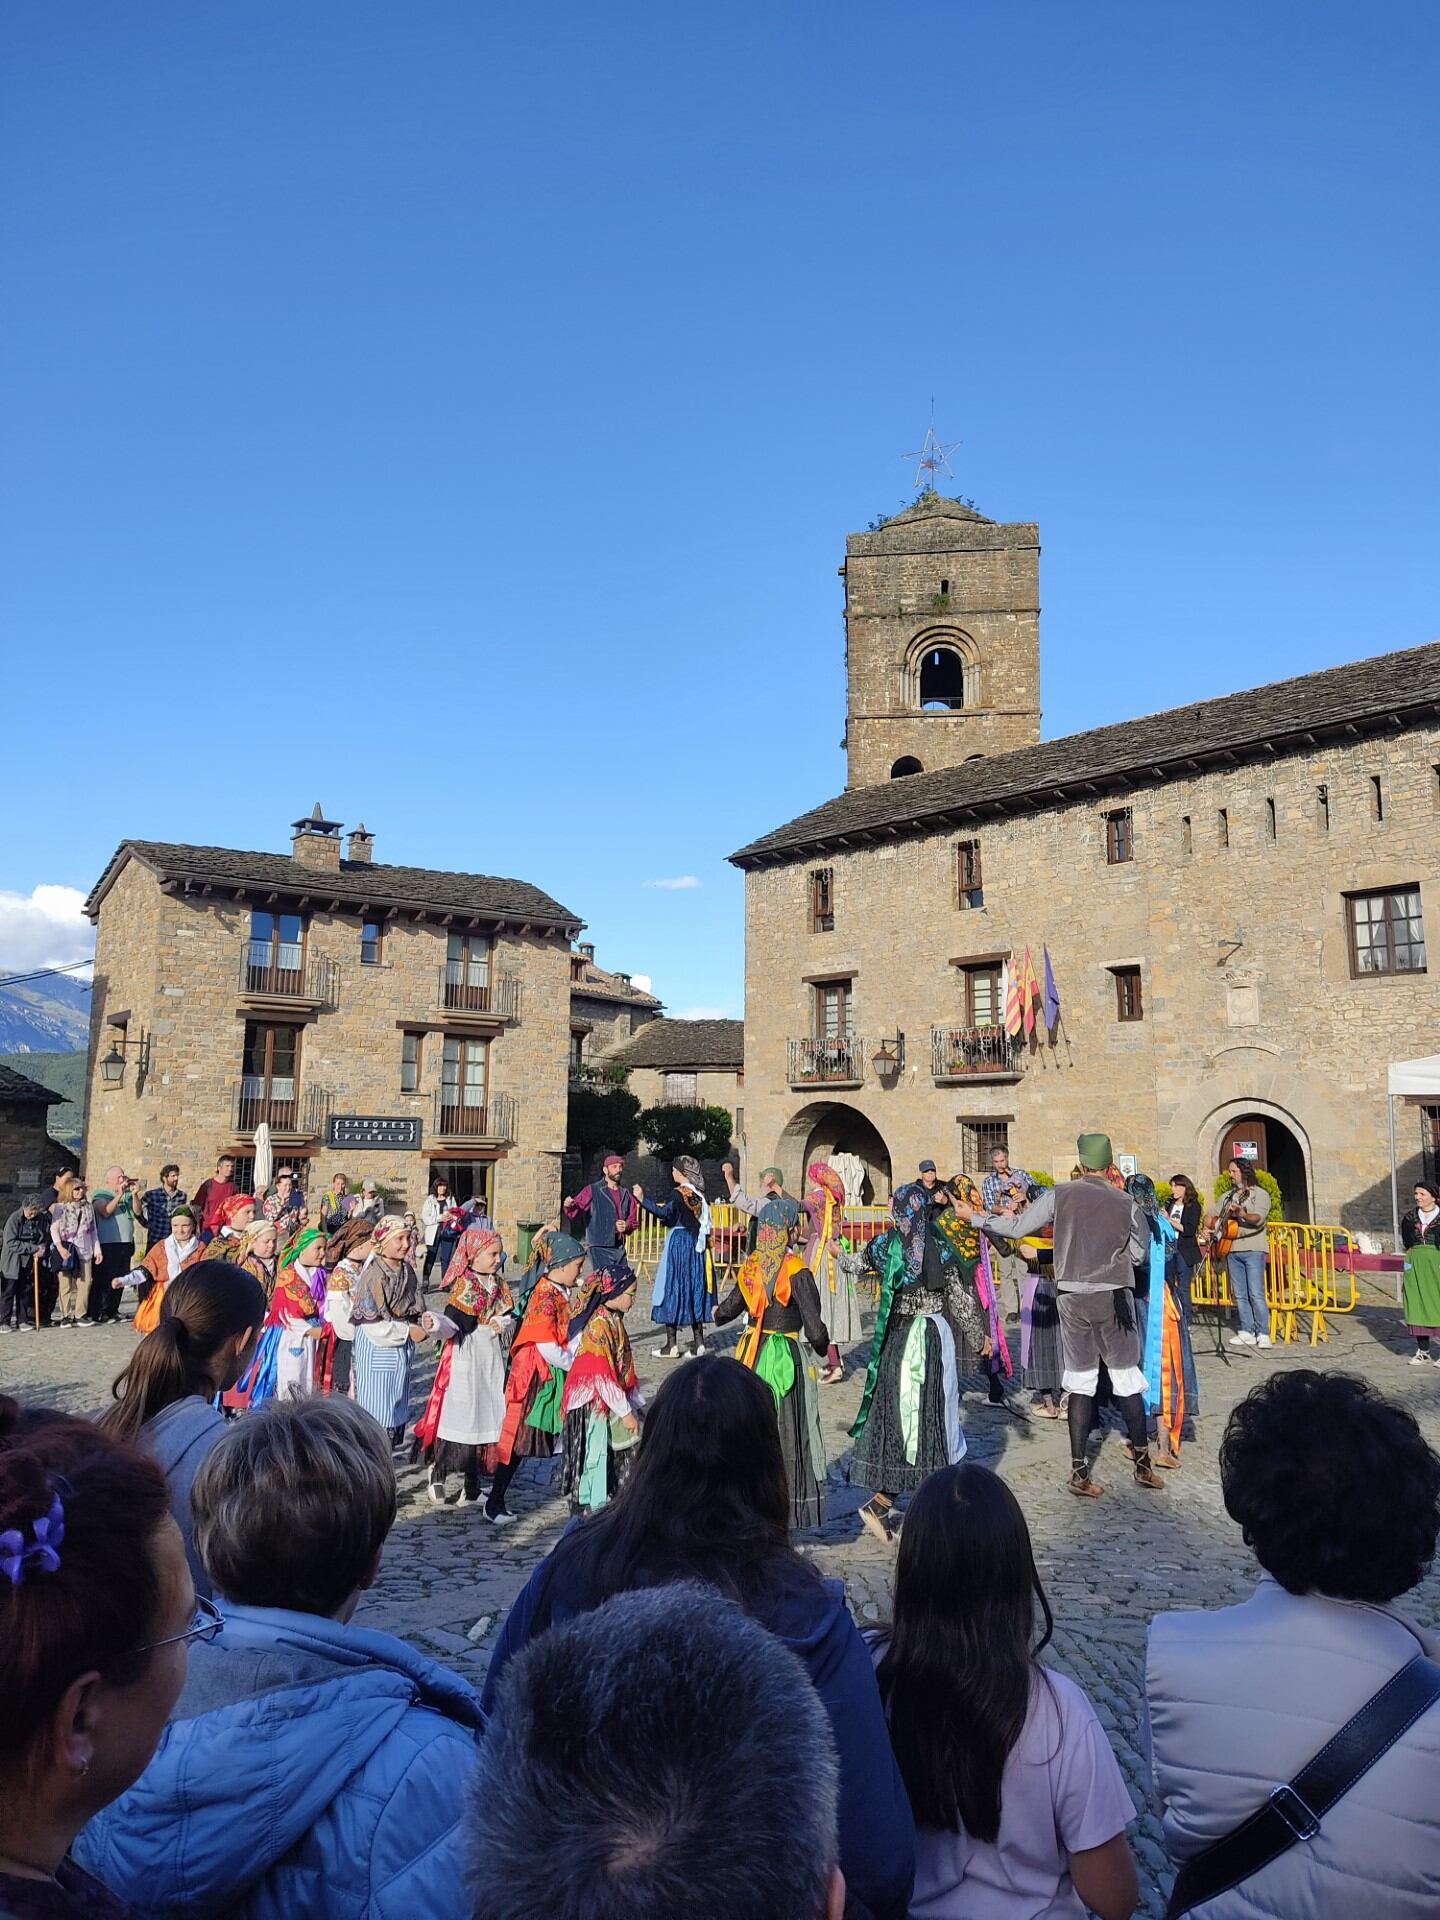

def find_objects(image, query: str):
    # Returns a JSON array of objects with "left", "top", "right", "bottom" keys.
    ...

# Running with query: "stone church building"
[{"left": 732, "top": 492, "right": 1439, "bottom": 1234}]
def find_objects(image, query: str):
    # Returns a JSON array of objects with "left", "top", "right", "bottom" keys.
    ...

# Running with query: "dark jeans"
[
  {"left": 330, "top": 1339, "right": 353, "bottom": 1396},
  {"left": 90, "top": 1243, "right": 132, "bottom": 1321},
  {"left": 424, "top": 1232, "right": 458, "bottom": 1286}
]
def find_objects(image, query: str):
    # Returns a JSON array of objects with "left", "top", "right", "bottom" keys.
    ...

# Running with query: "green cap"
[
  {"left": 1076, "top": 1132, "right": 1113, "bottom": 1171},
  {"left": 759, "top": 1166, "right": 784, "bottom": 1184}
]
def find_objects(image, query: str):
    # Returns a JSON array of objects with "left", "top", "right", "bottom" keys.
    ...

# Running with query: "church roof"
[
  {"left": 603, "top": 1017, "right": 743, "bottom": 1070},
  {"left": 731, "top": 638, "right": 1440, "bottom": 868}
]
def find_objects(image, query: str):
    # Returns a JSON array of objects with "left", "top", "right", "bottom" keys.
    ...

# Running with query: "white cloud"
[
  {"left": 0, "top": 885, "right": 95, "bottom": 974},
  {"left": 644, "top": 875, "right": 701, "bottom": 891},
  {"left": 629, "top": 974, "right": 654, "bottom": 994},
  {"left": 677, "top": 1005, "right": 737, "bottom": 1020}
]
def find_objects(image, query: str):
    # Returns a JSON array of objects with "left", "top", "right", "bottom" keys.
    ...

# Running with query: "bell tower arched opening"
[{"left": 918, "top": 645, "right": 966, "bottom": 710}]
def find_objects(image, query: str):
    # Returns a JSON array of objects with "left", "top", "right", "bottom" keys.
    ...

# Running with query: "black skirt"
[{"left": 851, "top": 1315, "right": 949, "bottom": 1498}]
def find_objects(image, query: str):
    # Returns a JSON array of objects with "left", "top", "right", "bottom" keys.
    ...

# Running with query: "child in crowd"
[{"left": 560, "top": 1258, "right": 643, "bottom": 1513}]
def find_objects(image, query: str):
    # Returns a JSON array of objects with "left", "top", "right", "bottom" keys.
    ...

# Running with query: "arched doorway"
[
  {"left": 1217, "top": 1113, "right": 1309, "bottom": 1222},
  {"left": 777, "top": 1101, "right": 893, "bottom": 1204}
]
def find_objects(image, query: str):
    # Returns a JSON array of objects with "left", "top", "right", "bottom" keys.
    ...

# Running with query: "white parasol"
[{"left": 253, "top": 1122, "right": 273, "bottom": 1197}]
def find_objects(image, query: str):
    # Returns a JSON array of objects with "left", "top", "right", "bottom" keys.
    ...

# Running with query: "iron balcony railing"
[
  {"left": 434, "top": 1088, "right": 517, "bottom": 1143},
  {"left": 239, "top": 942, "right": 339, "bottom": 1007},
  {"left": 787, "top": 1036, "right": 866, "bottom": 1087},
  {"left": 930, "top": 1025, "right": 1025, "bottom": 1080},
  {"left": 233, "top": 1080, "right": 334, "bottom": 1136},
  {"left": 438, "top": 964, "right": 523, "bottom": 1020}
]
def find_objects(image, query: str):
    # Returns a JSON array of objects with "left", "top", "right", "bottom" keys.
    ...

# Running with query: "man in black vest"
[{"left": 563, "top": 1151, "right": 640, "bottom": 1273}]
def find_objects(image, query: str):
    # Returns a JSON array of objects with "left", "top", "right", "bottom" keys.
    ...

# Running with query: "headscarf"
[
  {"left": 444, "top": 1223, "right": 503, "bottom": 1289},
  {"left": 938, "top": 1175, "right": 983, "bottom": 1261},
  {"left": 168, "top": 1204, "right": 197, "bottom": 1227},
  {"left": 369, "top": 1213, "right": 411, "bottom": 1254},
  {"left": 446, "top": 1227, "right": 506, "bottom": 1319},
  {"left": 736, "top": 1201, "right": 795, "bottom": 1321},
  {"left": 673, "top": 1156, "right": 705, "bottom": 1202},
  {"left": 279, "top": 1226, "right": 326, "bottom": 1311},
  {"left": 222, "top": 1194, "right": 256, "bottom": 1227},
  {"left": 280, "top": 1226, "right": 322, "bottom": 1268},
  {"left": 539, "top": 1230, "right": 584, "bottom": 1274},
  {"left": 891, "top": 1181, "right": 931, "bottom": 1280},
  {"left": 565, "top": 1254, "right": 639, "bottom": 1343}
]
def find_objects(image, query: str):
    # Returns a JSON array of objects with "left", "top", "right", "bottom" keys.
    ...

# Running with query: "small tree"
[
  {"left": 638, "top": 1104, "right": 734, "bottom": 1165},
  {"left": 568, "top": 1083, "right": 642, "bottom": 1171}
]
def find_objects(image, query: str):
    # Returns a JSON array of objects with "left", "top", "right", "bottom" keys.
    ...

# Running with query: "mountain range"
[{"left": 0, "top": 971, "right": 91, "bottom": 1053}]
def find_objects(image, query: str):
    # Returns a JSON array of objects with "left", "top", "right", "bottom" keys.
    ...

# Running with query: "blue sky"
[{"left": 3, "top": 1, "right": 1437, "bottom": 1012}]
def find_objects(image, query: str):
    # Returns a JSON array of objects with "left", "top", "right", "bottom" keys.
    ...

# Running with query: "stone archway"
[
  {"left": 1164, "top": 1072, "right": 1319, "bottom": 1224},
  {"left": 1216, "top": 1112, "right": 1310, "bottom": 1223},
  {"left": 776, "top": 1101, "right": 893, "bottom": 1204}
]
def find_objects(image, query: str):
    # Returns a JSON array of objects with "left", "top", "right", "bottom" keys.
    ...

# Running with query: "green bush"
[
  {"left": 638, "top": 1103, "right": 734, "bottom": 1165},
  {"left": 568, "top": 1083, "right": 642, "bottom": 1168},
  {"left": 1026, "top": 1169, "right": 1054, "bottom": 1190},
  {"left": 1211, "top": 1166, "right": 1284, "bottom": 1218}
]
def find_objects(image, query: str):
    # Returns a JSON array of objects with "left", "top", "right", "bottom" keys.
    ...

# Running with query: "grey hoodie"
[{"left": 139, "top": 1395, "right": 227, "bottom": 1596}]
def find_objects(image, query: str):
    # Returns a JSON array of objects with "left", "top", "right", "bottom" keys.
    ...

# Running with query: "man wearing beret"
[{"left": 962, "top": 1131, "right": 1162, "bottom": 1497}]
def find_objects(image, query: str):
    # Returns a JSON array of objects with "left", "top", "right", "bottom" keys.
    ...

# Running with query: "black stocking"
[
  {"left": 1116, "top": 1391, "right": 1149, "bottom": 1457},
  {"left": 486, "top": 1458, "right": 519, "bottom": 1517},
  {"left": 1067, "top": 1392, "right": 1094, "bottom": 1470}
]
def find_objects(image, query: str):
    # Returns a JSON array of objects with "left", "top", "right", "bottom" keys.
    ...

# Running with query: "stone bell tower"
[{"left": 841, "top": 492, "right": 1041, "bottom": 790}]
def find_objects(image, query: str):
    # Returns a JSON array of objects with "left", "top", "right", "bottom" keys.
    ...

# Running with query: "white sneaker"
[
  {"left": 485, "top": 1508, "right": 517, "bottom": 1528},
  {"left": 1409, "top": 1350, "right": 1435, "bottom": 1366},
  {"left": 652, "top": 1344, "right": 680, "bottom": 1360},
  {"left": 1256, "top": 1335, "right": 1273, "bottom": 1349},
  {"left": 1228, "top": 1332, "right": 1257, "bottom": 1348}
]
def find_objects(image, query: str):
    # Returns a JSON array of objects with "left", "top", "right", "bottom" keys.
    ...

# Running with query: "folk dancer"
[
  {"left": 415, "top": 1226, "right": 514, "bottom": 1506},
  {"left": 489, "top": 1231, "right": 587, "bottom": 1526},
  {"left": 851, "top": 1182, "right": 990, "bottom": 1545},
  {"left": 1127, "top": 1174, "right": 1196, "bottom": 1470},
  {"left": 1401, "top": 1178, "right": 1440, "bottom": 1365},
  {"left": 720, "top": 1159, "right": 802, "bottom": 1253},
  {"left": 635, "top": 1156, "right": 713, "bottom": 1359},
  {"left": 560, "top": 1258, "right": 644, "bottom": 1514},
  {"left": 351, "top": 1216, "right": 427, "bottom": 1445},
  {"left": 803, "top": 1160, "right": 863, "bottom": 1385},
  {"left": 199, "top": 1193, "right": 257, "bottom": 1262},
  {"left": 962, "top": 1132, "right": 1164, "bottom": 1498},
  {"left": 980, "top": 1144, "right": 1037, "bottom": 1318},
  {"left": 313, "top": 1215, "right": 373, "bottom": 1396},
  {"left": 939, "top": 1175, "right": 1022, "bottom": 1415},
  {"left": 563, "top": 1151, "right": 640, "bottom": 1274},
  {"left": 222, "top": 1219, "right": 283, "bottom": 1411},
  {"left": 127, "top": 1204, "right": 205, "bottom": 1336},
  {"left": 244, "top": 1226, "right": 326, "bottom": 1406},
  {"left": 713, "top": 1199, "right": 830, "bottom": 1529}
]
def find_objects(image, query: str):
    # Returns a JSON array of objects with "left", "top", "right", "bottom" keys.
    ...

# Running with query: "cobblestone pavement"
[{"left": 5, "top": 1284, "right": 1438, "bottom": 1918}]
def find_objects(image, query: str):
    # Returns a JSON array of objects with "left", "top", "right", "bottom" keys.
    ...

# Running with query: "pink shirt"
[{"left": 869, "top": 1646, "right": 1134, "bottom": 1919}]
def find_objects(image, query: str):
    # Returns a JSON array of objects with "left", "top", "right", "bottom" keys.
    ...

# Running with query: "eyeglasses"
[{"left": 137, "top": 1594, "right": 225, "bottom": 1654}]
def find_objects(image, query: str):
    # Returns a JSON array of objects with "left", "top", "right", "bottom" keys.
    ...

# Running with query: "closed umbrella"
[{"left": 253, "top": 1121, "right": 273, "bottom": 1198}]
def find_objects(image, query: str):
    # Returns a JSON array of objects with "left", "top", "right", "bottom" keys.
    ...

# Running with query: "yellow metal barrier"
[
  {"left": 1191, "top": 1222, "right": 1355, "bottom": 1345},
  {"left": 626, "top": 1201, "right": 895, "bottom": 1294}
]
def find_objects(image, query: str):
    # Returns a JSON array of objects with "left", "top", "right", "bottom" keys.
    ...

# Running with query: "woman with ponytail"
[
  {"left": 100, "top": 1263, "right": 266, "bottom": 1594},
  {"left": 0, "top": 1396, "right": 200, "bottom": 1918}
]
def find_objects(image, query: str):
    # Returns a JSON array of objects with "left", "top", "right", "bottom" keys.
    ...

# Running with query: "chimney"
[
  {"left": 616, "top": 971, "right": 631, "bottom": 985},
  {"left": 346, "top": 823, "right": 374, "bottom": 865},
  {"left": 578, "top": 942, "right": 595, "bottom": 962},
  {"left": 290, "top": 803, "right": 344, "bottom": 872}
]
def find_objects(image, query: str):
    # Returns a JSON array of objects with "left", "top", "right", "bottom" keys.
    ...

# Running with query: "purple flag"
[{"left": 1041, "top": 946, "right": 1060, "bottom": 1029}]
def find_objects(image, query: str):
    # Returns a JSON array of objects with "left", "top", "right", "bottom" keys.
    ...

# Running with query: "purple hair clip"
[{"left": 0, "top": 1492, "right": 66, "bottom": 1586}]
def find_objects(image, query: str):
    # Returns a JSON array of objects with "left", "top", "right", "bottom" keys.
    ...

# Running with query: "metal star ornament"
[{"left": 903, "top": 425, "right": 961, "bottom": 491}]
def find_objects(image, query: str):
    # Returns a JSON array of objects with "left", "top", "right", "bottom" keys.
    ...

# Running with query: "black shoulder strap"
[{"left": 1166, "top": 1654, "right": 1440, "bottom": 1919}]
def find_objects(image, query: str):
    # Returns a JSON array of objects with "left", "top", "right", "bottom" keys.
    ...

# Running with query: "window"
[
  {"left": 245, "top": 910, "right": 306, "bottom": 990},
  {"left": 813, "top": 980, "right": 853, "bottom": 1042},
  {"left": 959, "top": 1118, "right": 1009, "bottom": 1174},
  {"left": 959, "top": 961, "right": 1002, "bottom": 1028},
  {"left": 662, "top": 1070, "right": 698, "bottom": 1105},
  {"left": 569, "top": 1029, "right": 586, "bottom": 1074},
  {"left": 1217, "top": 808, "right": 1230, "bottom": 850},
  {"left": 890, "top": 756, "right": 924, "bottom": 779},
  {"left": 956, "top": 841, "right": 983, "bottom": 910},
  {"left": 810, "top": 867, "right": 835, "bottom": 933},
  {"left": 1424, "top": 1105, "right": 1440, "bottom": 1189},
  {"left": 1433, "top": 766, "right": 1440, "bottom": 812},
  {"left": 1265, "top": 797, "right": 1277, "bottom": 841},
  {"left": 939, "top": 578, "right": 949, "bottom": 595},
  {"left": 361, "top": 920, "right": 383, "bottom": 965},
  {"left": 428, "top": 1160, "right": 493, "bottom": 1211},
  {"left": 918, "top": 646, "right": 965, "bottom": 711},
  {"left": 1181, "top": 814, "right": 1192, "bottom": 857},
  {"left": 440, "top": 1035, "right": 488, "bottom": 1125},
  {"left": 400, "top": 1031, "right": 422, "bottom": 1093},
  {"left": 1370, "top": 774, "right": 1384, "bottom": 823},
  {"left": 1317, "top": 783, "right": 1330, "bottom": 832},
  {"left": 444, "top": 932, "right": 492, "bottom": 1011},
  {"left": 1111, "top": 966, "right": 1144, "bottom": 1021},
  {"left": 1346, "top": 888, "right": 1427, "bottom": 977},
  {"left": 239, "top": 1021, "right": 301, "bottom": 1128},
  {"left": 1105, "top": 809, "right": 1133, "bottom": 865}
]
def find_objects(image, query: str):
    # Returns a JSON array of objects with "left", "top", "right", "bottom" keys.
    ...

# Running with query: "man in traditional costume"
[
  {"left": 961, "top": 1131, "right": 1164, "bottom": 1497},
  {"left": 563, "top": 1151, "right": 640, "bottom": 1274},
  {"left": 415, "top": 1226, "right": 513, "bottom": 1505},
  {"left": 634, "top": 1156, "right": 713, "bottom": 1359},
  {"left": 560, "top": 1258, "right": 644, "bottom": 1514},
  {"left": 714, "top": 1200, "right": 830, "bottom": 1528},
  {"left": 721, "top": 1160, "right": 802, "bottom": 1251},
  {"left": 488, "top": 1230, "right": 587, "bottom": 1526},
  {"left": 850, "top": 1182, "right": 989, "bottom": 1544}
]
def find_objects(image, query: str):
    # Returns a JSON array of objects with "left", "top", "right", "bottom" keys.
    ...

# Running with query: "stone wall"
[
  {"left": 743, "top": 721, "right": 1440, "bottom": 1237},
  {"left": 0, "top": 1106, "right": 72, "bottom": 1208},
  {"left": 85, "top": 861, "right": 573, "bottom": 1239},
  {"left": 843, "top": 505, "right": 1041, "bottom": 788}
]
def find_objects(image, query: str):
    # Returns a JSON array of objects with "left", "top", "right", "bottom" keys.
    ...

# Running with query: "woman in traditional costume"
[
  {"left": 942, "top": 1174, "right": 1022, "bottom": 1414},
  {"left": 560, "top": 1258, "right": 644, "bottom": 1515},
  {"left": 714, "top": 1200, "right": 830, "bottom": 1528},
  {"left": 127, "top": 1204, "right": 205, "bottom": 1336},
  {"left": 351, "top": 1215, "right": 427, "bottom": 1445},
  {"left": 487, "top": 1230, "right": 587, "bottom": 1526},
  {"left": 222, "top": 1219, "right": 282, "bottom": 1411},
  {"left": 1401, "top": 1178, "right": 1440, "bottom": 1365},
  {"left": 634, "top": 1156, "right": 712, "bottom": 1360},
  {"left": 414, "top": 1226, "right": 513, "bottom": 1505},
  {"left": 803, "top": 1161, "right": 862, "bottom": 1385},
  {"left": 316, "top": 1216, "right": 372, "bottom": 1396},
  {"left": 1128, "top": 1173, "right": 1196, "bottom": 1470},
  {"left": 245, "top": 1226, "right": 326, "bottom": 1407},
  {"left": 851, "top": 1182, "right": 989, "bottom": 1545}
]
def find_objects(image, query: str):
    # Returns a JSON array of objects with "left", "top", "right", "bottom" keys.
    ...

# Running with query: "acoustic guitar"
[{"left": 1199, "top": 1192, "right": 1241, "bottom": 1259}]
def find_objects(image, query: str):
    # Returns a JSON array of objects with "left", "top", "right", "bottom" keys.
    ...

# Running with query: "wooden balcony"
[
  {"left": 930, "top": 1025, "right": 1025, "bottom": 1083},
  {"left": 232, "top": 1081, "right": 334, "bottom": 1142},
  {"left": 432, "top": 1089, "right": 517, "bottom": 1147},
  {"left": 238, "top": 943, "right": 338, "bottom": 1012}
]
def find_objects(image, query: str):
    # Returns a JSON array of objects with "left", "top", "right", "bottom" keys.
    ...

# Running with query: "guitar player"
[{"left": 1220, "top": 1158, "right": 1273, "bottom": 1350}]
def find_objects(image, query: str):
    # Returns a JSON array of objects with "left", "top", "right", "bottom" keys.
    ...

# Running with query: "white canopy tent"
[{"left": 1386, "top": 1055, "right": 1440, "bottom": 1242}]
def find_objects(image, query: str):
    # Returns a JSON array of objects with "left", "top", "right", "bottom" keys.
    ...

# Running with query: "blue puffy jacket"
[{"left": 75, "top": 1604, "right": 485, "bottom": 1920}]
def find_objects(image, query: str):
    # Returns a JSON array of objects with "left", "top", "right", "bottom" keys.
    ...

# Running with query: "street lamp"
[
  {"left": 98, "top": 1017, "right": 151, "bottom": 1090},
  {"left": 99, "top": 1043, "right": 127, "bottom": 1085}
]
